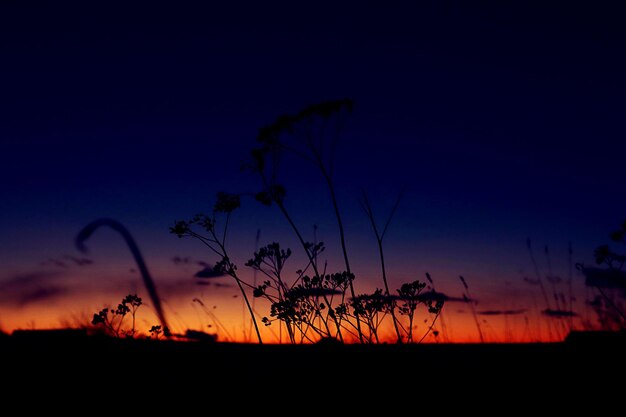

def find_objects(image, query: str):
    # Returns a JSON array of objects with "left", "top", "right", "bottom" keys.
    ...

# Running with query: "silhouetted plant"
[
  {"left": 149, "top": 325, "right": 163, "bottom": 340},
  {"left": 350, "top": 289, "right": 391, "bottom": 343},
  {"left": 251, "top": 249, "right": 355, "bottom": 342},
  {"left": 77, "top": 219, "right": 170, "bottom": 334},
  {"left": 246, "top": 242, "right": 297, "bottom": 342},
  {"left": 394, "top": 277, "right": 444, "bottom": 343},
  {"left": 360, "top": 190, "right": 404, "bottom": 343},
  {"left": 192, "top": 298, "right": 233, "bottom": 341},
  {"left": 243, "top": 98, "right": 365, "bottom": 342},
  {"left": 173, "top": 99, "right": 445, "bottom": 344},
  {"left": 171, "top": 192, "right": 263, "bottom": 343},
  {"left": 577, "top": 220, "right": 626, "bottom": 328},
  {"left": 123, "top": 294, "right": 142, "bottom": 337},
  {"left": 91, "top": 308, "right": 116, "bottom": 336},
  {"left": 91, "top": 294, "right": 143, "bottom": 338},
  {"left": 539, "top": 244, "right": 577, "bottom": 339},
  {"left": 526, "top": 239, "right": 555, "bottom": 339},
  {"left": 396, "top": 280, "right": 426, "bottom": 343},
  {"left": 459, "top": 275, "right": 484, "bottom": 343},
  {"left": 523, "top": 239, "right": 579, "bottom": 340}
]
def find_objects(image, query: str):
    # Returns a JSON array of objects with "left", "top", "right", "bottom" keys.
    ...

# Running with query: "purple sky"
[{"left": 1, "top": 1, "right": 625, "bottom": 336}]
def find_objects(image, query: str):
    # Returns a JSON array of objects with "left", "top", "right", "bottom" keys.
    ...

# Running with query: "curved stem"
[{"left": 76, "top": 218, "right": 170, "bottom": 335}]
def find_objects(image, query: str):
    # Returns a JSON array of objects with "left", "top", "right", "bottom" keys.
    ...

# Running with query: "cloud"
[
  {"left": 477, "top": 309, "right": 527, "bottom": 316},
  {"left": 354, "top": 291, "right": 473, "bottom": 304},
  {"left": 16, "top": 286, "right": 68, "bottom": 306},
  {"left": 40, "top": 258, "right": 68, "bottom": 268},
  {"left": 156, "top": 276, "right": 233, "bottom": 299},
  {"left": 0, "top": 271, "right": 62, "bottom": 291},
  {"left": 0, "top": 271, "right": 69, "bottom": 307},
  {"left": 542, "top": 309, "right": 577, "bottom": 318},
  {"left": 546, "top": 275, "right": 562, "bottom": 284},
  {"left": 415, "top": 291, "right": 471, "bottom": 303},
  {"left": 172, "top": 256, "right": 192, "bottom": 266},
  {"left": 64, "top": 255, "right": 94, "bottom": 266},
  {"left": 39, "top": 255, "right": 94, "bottom": 268},
  {"left": 194, "top": 266, "right": 226, "bottom": 279},
  {"left": 172, "top": 256, "right": 209, "bottom": 267},
  {"left": 171, "top": 256, "right": 221, "bottom": 279},
  {"left": 290, "top": 287, "right": 341, "bottom": 297},
  {"left": 194, "top": 281, "right": 233, "bottom": 288}
]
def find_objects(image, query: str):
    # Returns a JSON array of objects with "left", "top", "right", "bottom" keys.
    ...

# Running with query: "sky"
[{"left": 1, "top": 1, "right": 625, "bottom": 342}]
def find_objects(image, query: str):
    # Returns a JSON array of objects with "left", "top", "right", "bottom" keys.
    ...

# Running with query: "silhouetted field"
[{"left": 2, "top": 330, "right": 625, "bottom": 400}]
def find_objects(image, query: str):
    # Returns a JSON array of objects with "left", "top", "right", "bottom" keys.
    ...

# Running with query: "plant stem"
[
  {"left": 319, "top": 168, "right": 364, "bottom": 343},
  {"left": 597, "top": 286, "right": 626, "bottom": 322},
  {"left": 234, "top": 277, "right": 263, "bottom": 343},
  {"left": 361, "top": 192, "right": 403, "bottom": 343},
  {"left": 418, "top": 311, "right": 442, "bottom": 344},
  {"left": 211, "top": 226, "right": 263, "bottom": 344},
  {"left": 275, "top": 201, "right": 344, "bottom": 342}
]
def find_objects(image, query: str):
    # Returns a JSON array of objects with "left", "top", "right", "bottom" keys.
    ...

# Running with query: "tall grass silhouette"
[
  {"left": 577, "top": 220, "right": 626, "bottom": 329},
  {"left": 171, "top": 194, "right": 263, "bottom": 343},
  {"left": 171, "top": 99, "right": 444, "bottom": 344},
  {"left": 360, "top": 190, "right": 404, "bottom": 343}
]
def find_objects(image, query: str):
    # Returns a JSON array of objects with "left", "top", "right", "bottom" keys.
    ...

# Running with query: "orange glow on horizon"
[{"left": 0, "top": 287, "right": 580, "bottom": 343}]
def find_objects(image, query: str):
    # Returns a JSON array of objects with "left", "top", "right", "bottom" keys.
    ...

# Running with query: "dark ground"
[{"left": 2, "top": 330, "right": 624, "bottom": 404}]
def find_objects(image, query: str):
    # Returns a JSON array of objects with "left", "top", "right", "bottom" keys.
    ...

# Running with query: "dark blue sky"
[{"left": 1, "top": 1, "right": 625, "bottom": 330}]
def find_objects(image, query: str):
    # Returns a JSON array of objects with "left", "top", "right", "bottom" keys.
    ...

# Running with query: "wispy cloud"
[
  {"left": 172, "top": 256, "right": 192, "bottom": 266},
  {"left": 542, "top": 308, "right": 577, "bottom": 318},
  {"left": 40, "top": 254, "right": 94, "bottom": 268},
  {"left": 0, "top": 271, "right": 62, "bottom": 290},
  {"left": 195, "top": 281, "right": 232, "bottom": 288},
  {"left": 171, "top": 256, "right": 209, "bottom": 267},
  {"left": 415, "top": 291, "right": 471, "bottom": 303},
  {"left": 290, "top": 287, "right": 341, "bottom": 297},
  {"left": 171, "top": 256, "right": 222, "bottom": 280},
  {"left": 477, "top": 309, "right": 527, "bottom": 316},
  {"left": 194, "top": 266, "right": 226, "bottom": 279},
  {"left": 522, "top": 277, "right": 541, "bottom": 285},
  {"left": 157, "top": 277, "right": 233, "bottom": 299},
  {"left": 64, "top": 255, "right": 94, "bottom": 266},
  {"left": 15, "top": 286, "right": 68, "bottom": 306},
  {"left": 40, "top": 258, "right": 68, "bottom": 268},
  {"left": 0, "top": 271, "right": 69, "bottom": 306},
  {"left": 353, "top": 291, "right": 472, "bottom": 303}
]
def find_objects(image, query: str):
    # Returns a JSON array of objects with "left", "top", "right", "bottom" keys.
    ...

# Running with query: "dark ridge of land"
[{"left": 2, "top": 330, "right": 625, "bottom": 399}]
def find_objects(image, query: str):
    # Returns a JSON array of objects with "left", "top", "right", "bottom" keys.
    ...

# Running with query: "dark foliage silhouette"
[
  {"left": 576, "top": 220, "right": 626, "bottom": 328},
  {"left": 91, "top": 294, "right": 142, "bottom": 338},
  {"left": 76, "top": 218, "right": 170, "bottom": 334},
  {"left": 172, "top": 99, "right": 446, "bottom": 343},
  {"left": 360, "top": 190, "right": 405, "bottom": 343},
  {"left": 524, "top": 239, "right": 577, "bottom": 340},
  {"left": 171, "top": 193, "right": 263, "bottom": 343}
]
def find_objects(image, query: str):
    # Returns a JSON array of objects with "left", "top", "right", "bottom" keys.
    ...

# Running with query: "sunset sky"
[{"left": 1, "top": 1, "right": 625, "bottom": 342}]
